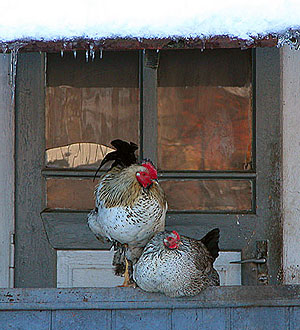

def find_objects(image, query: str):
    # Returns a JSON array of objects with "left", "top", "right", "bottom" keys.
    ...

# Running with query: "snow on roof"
[{"left": 0, "top": 0, "right": 300, "bottom": 50}]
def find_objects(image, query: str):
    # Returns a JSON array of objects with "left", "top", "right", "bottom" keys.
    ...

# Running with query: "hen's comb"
[{"left": 171, "top": 230, "right": 181, "bottom": 241}]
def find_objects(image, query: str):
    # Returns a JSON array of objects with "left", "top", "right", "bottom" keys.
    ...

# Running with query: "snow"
[{"left": 0, "top": 0, "right": 300, "bottom": 42}]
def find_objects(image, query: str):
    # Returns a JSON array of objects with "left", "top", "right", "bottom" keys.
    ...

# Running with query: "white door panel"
[{"left": 57, "top": 250, "right": 241, "bottom": 288}]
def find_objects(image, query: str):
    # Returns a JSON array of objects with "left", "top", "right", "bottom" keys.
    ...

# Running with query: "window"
[{"left": 15, "top": 48, "right": 281, "bottom": 287}]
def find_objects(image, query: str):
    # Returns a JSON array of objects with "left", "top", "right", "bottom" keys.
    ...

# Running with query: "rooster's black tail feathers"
[
  {"left": 93, "top": 139, "right": 138, "bottom": 181},
  {"left": 200, "top": 228, "right": 220, "bottom": 261}
]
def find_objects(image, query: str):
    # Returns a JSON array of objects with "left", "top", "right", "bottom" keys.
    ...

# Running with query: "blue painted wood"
[
  {"left": 2, "top": 287, "right": 300, "bottom": 311},
  {"left": 289, "top": 307, "right": 300, "bottom": 330},
  {"left": 1, "top": 287, "right": 300, "bottom": 329},
  {"left": 52, "top": 310, "right": 111, "bottom": 330},
  {"left": 172, "top": 308, "right": 230, "bottom": 330},
  {"left": 114, "top": 309, "right": 171, "bottom": 330},
  {"left": 0, "top": 311, "right": 51, "bottom": 330},
  {"left": 231, "top": 307, "right": 289, "bottom": 330}
]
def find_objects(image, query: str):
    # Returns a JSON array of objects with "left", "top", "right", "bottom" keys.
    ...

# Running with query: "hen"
[
  {"left": 133, "top": 228, "right": 220, "bottom": 297},
  {"left": 87, "top": 139, "right": 167, "bottom": 286}
]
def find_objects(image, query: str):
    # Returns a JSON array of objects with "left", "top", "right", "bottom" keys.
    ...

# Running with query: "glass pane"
[
  {"left": 47, "top": 178, "right": 95, "bottom": 210},
  {"left": 47, "top": 178, "right": 252, "bottom": 212},
  {"left": 160, "top": 180, "right": 252, "bottom": 211},
  {"left": 157, "top": 49, "right": 252, "bottom": 171},
  {"left": 45, "top": 51, "right": 139, "bottom": 169}
]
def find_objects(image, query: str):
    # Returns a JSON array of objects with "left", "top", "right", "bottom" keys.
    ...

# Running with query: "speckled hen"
[
  {"left": 87, "top": 139, "right": 167, "bottom": 286},
  {"left": 133, "top": 228, "right": 220, "bottom": 297}
]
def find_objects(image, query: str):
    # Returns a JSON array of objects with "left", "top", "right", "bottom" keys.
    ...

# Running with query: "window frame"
[{"left": 15, "top": 48, "right": 282, "bottom": 287}]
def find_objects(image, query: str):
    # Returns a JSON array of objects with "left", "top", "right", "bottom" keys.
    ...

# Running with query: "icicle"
[
  {"left": 99, "top": 48, "right": 103, "bottom": 59},
  {"left": 85, "top": 50, "right": 89, "bottom": 62},
  {"left": 200, "top": 41, "right": 205, "bottom": 52},
  {"left": 9, "top": 43, "right": 23, "bottom": 105},
  {"left": 1, "top": 44, "right": 8, "bottom": 59},
  {"left": 73, "top": 50, "right": 77, "bottom": 59},
  {"left": 90, "top": 44, "right": 95, "bottom": 61}
]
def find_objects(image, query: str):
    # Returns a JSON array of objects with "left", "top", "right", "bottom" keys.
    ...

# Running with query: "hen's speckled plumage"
[{"left": 133, "top": 229, "right": 220, "bottom": 297}]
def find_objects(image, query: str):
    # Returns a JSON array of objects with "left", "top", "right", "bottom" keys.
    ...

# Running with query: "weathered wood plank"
[
  {"left": 41, "top": 210, "right": 261, "bottom": 250},
  {"left": 141, "top": 50, "right": 158, "bottom": 163},
  {"left": 254, "top": 47, "right": 282, "bottom": 285},
  {"left": 231, "top": 307, "right": 289, "bottom": 330},
  {"left": 0, "top": 37, "right": 277, "bottom": 54},
  {"left": 41, "top": 211, "right": 111, "bottom": 249},
  {"left": 289, "top": 307, "right": 300, "bottom": 330},
  {"left": 281, "top": 46, "right": 300, "bottom": 284},
  {"left": 15, "top": 53, "right": 56, "bottom": 287},
  {"left": 1, "top": 286, "right": 300, "bottom": 310},
  {"left": 41, "top": 210, "right": 258, "bottom": 250},
  {"left": 0, "top": 54, "right": 14, "bottom": 288},
  {"left": 52, "top": 310, "right": 111, "bottom": 330},
  {"left": 172, "top": 308, "right": 230, "bottom": 330},
  {"left": 115, "top": 309, "right": 171, "bottom": 330},
  {"left": 0, "top": 311, "right": 51, "bottom": 330}
]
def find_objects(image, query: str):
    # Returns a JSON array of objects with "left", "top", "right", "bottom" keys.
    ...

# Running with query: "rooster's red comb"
[{"left": 141, "top": 160, "right": 157, "bottom": 180}]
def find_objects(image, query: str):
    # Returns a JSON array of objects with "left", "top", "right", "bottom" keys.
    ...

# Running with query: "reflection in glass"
[
  {"left": 47, "top": 178, "right": 252, "bottom": 212},
  {"left": 157, "top": 49, "right": 252, "bottom": 171},
  {"left": 45, "top": 51, "right": 140, "bottom": 169},
  {"left": 46, "top": 178, "right": 96, "bottom": 210},
  {"left": 160, "top": 180, "right": 252, "bottom": 211},
  {"left": 45, "top": 86, "right": 139, "bottom": 169},
  {"left": 46, "top": 143, "right": 114, "bottom": 169}
]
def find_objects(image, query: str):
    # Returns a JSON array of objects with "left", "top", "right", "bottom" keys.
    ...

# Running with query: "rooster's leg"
[
  {"left": 118, "top": 258, "right": 135, "bottom": 287},
  {"left": 123, "top": 258, "right": 130, "bottom": 286}
]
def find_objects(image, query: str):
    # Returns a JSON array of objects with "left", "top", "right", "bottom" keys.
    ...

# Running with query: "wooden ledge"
[{"left": 1, "top": 286, "right": 300, "bottom": 310}]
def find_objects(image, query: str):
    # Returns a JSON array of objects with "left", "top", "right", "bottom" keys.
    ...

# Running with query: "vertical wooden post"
[
  {"left": 0, "top": 54, "right": 15, "bottom": 288},
  {"left": 281, "top": 45, "right": 300, "bottom": 284},
  {"left": 141, "top": 50, "right": 159, "bottom": 164},
  {"left": 255, "top": 47, "right": 282, "bottom": 285},
  {"left": 15, "top": 53, "right": 56, "bottom": 287}
]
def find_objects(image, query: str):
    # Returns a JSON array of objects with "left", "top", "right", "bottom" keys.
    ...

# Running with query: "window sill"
[{"left": 1, "top": 286, "right": 300, "bottom": 310}]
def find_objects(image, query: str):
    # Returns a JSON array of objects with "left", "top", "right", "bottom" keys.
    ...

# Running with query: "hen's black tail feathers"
[
  {"left": 200, "top": 228, "right": 220, "bottom": 261},
  {"left": 93, "top": 139, "right": 138, "bottom": 181}
]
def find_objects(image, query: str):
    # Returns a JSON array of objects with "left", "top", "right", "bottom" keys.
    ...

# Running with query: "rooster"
[
  {"left": 133, "top": 228, "right": 220, "bottom": 297},
  {"left": 87, "top": 139, "right": 167, "bottom": 286}
]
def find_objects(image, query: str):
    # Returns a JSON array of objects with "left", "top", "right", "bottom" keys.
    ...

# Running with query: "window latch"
[
  {"left": 230, "top": 240, "right": 269, "bottom": 285},
  {"left": 230, "top": 257, "right": 266, "bottom": 264}
]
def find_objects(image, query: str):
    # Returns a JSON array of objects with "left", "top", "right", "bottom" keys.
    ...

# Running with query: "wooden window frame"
[{"left": 15, "top": 48, "right": 281, "bottom": 287}]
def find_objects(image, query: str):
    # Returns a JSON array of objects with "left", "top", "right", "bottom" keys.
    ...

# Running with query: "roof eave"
[{"left": 0, "top": 35, "right": 278, "bottom": 53}]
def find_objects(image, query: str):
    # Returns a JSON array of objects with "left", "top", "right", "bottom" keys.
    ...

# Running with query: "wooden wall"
[{"left": 0, "top": 286, "right": 300, "bottom": 329}]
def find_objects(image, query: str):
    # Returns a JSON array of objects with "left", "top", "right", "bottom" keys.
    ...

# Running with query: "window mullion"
[{"left": 140, "top": 50, "right": 159, "bottom": 164}]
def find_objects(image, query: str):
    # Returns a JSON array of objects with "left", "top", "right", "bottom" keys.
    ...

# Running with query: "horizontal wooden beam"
[
  {"left": 0, "top": 36, "right": 277, "bottom": 53},
  {"left": 41, "top": 211, "right": 112, "bottom": 250},
  {"left": 1, "top": 285, "right": 300, "bottom": 310},
  {"left": 41, "top": 211, "right": 257, "bottom": 250},
  {"left": 42, "top": 168, "right": 257, "bottom": 179}
]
